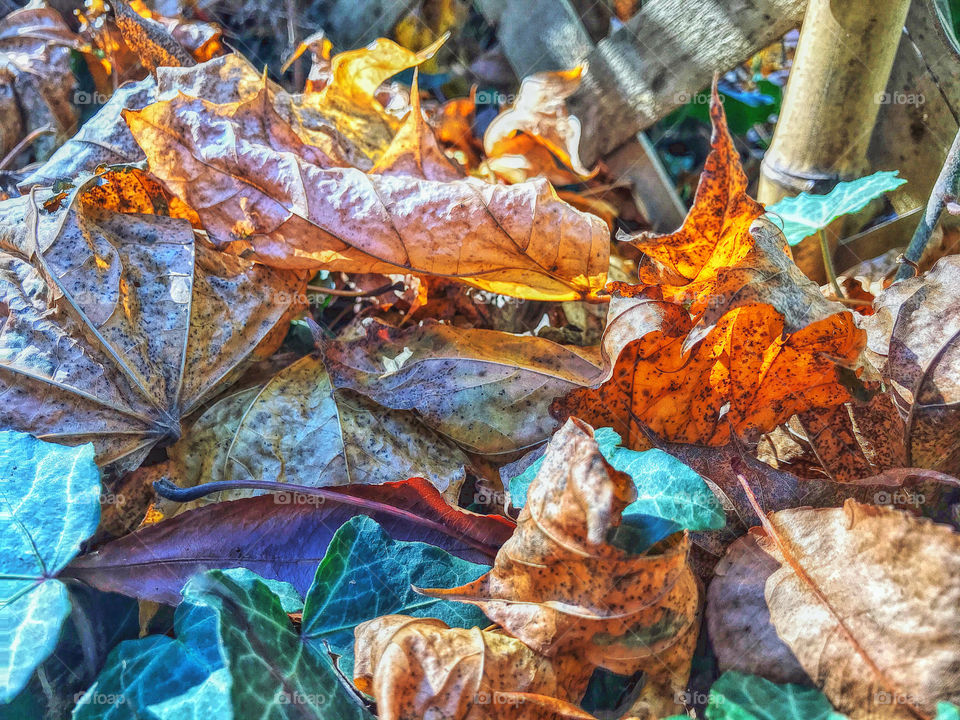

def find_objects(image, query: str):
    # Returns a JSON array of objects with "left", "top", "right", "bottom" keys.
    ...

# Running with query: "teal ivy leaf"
[
  {"left": 0, "top": 431, "right": 101, "bottom": 703},
  {"left": 302, "top": 516, "right": 489, "bottom": 677},
  {"left": 183, "top": 569, "right": 372, "bottom": 719},
  {"left": 73, "top": 599, "right": 226, "bottom": 719},
  {"left": 73, "top": 569, "right": 334, "bottom": 720},
  {"left": 704, "top": 672, "right": 847, "bottom": 720},
  {"left": 766, "top": 171, "right": 906, "bottom": 246},
  {"left": 939, "top": 702, "right": 960, "bottom": 720},
  {"left": 509, "top": 427, "right": 724, "bottom": 551}
]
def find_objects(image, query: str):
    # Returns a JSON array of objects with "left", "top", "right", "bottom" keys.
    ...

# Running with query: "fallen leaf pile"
[{"left": 1, "top": 5, "right": 960, "bottom": 720}]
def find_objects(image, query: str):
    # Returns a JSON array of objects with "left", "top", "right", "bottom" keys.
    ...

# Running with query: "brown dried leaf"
[
  {"left": 864, "top": 255, "right": 960, "bottom": 474},
  {"left": 0, "top": 6, "right": 83, "bottom": 160},
  {"left": 354, "top": 615, "right": 597, "bottom": 720},
  {"left": 148, "top": 353, "right": 470, "bottom": 509},
  {"left": 420, "top": 418, "right": 700, "bottom": 703},
  {"left": 324, "top": 321, "right": 601, "bottom": 455},
  {"left": 111, "top": 0, "right": 196, "bottom": 72},
  {"left": 0, "top": 169, "right": 305, "bottom": 474},
  {"left": 731, "top": 501, "right": 960, "bottom": 719},
  {"left": 125, "top": 78, "right": 609, "bottom": 300}
]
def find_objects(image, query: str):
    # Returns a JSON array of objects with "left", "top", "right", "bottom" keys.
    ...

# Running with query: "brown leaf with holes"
[
  {"left": 552, "top": 83, "right": 865, "bottom": 447},
  {"left": 419, "top": 418, "right": 699, "bottom": 715},
  {"left": 0, "top": 169, "right": 305, "bottom": 475},
  {"left": 354, "top": 615, "right": 598, "bottom": 720}
]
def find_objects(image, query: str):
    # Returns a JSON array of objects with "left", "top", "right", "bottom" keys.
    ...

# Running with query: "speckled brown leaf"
[
  {"left": 354, "top": 615, "right": 598, "bottom": 720},
  {"left": 111, "top": 0, "right": 196, "bottom": 72},
  {"left": 148, "top": 353, "right": 469, "bottom": 508},
  {"left": 741, "top": 501, "right": 960, "bottom": 719},
  {"left": 420, "top": 418, "right": 699, "bottom": 710},
  {"left": 0, "top": 169, "right": 305, "bottom": 474},
  {"left": 864, "top": 255, "right": 960, "bottom": 475},
  {"left": 324, "top": 321, "right": 601, "bottom": 455},
  {"left": 551, "top": 86, "right": 865, "bottom": 447},
  {"left": 125, "top": 79, "right": 609, "bottom": 300}
]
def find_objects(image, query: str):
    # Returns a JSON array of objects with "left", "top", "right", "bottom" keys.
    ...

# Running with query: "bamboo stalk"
[{"left": 758, "top": 0, "right": 910, "bottom": 280}]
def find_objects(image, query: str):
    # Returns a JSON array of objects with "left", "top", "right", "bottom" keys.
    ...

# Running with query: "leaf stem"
[{"left": 817, "top": 229, "right": 843, "bottom": 297}]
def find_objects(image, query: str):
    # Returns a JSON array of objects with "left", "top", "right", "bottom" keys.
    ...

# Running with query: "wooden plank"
[{"left": 568, "top": 0, "right": 808, "bottom": 165}]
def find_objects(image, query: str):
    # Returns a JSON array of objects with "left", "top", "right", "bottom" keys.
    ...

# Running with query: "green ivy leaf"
[
  {"left": 0, "top": 431, "right": 101, "bottom": 703},
  {"left": 766, "top": 171, "right": 906, "bottom": 247},
  {"left": 301, "top": 516, "right": 489, "bottom": 677},
  {"left": 73, "top": 598, "right": 226, "bottom": 719},
  {"left": 704, "top": 672, "right": 846, "bottom": 720},
  {"left": 183, "top": 569, "right": 372, "bottom": 719},
  {"left": 509, "top": 427, "right": 724, "bottom": 551}
]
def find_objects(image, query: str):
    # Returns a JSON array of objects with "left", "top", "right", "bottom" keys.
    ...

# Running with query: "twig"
[
  {"left": 817, "top": 229, "right": 844, "bottom": 297},
  {"left": 306, "top": 280, "right": 403, "bottom": 297},
  {"left": 896, "top": 123, "right": 960, "bottom": 280},
  {"left": 0, "top": 125, "right": 55, "bottom": 171}
]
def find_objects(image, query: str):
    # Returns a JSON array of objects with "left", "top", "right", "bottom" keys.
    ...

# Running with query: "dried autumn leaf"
[
  {"left": 0, "top": 6, "right": 83, "bottom": 160},
  {"left": 420, "top": 418, "right": 700, "bottom": 714},
  {"left": 371, "top": 73, "right": 464, "bottom": 181},
  {"left": 354, "top": 615, "right": 597, "bottom": 720},
  {"left": 552, "top": 85, "right": 864, "bottom": 447},
  {"left": 484, "top": 66, "right": 594, "bottom": 179},
  {"left": 0, "top": 170, "right": 305, "bottom": 473},
  {"left": 864, "top": 255, "right": 960, "bottom": 474},
  {"left": 722, "top": 501, "right": 960, "bottom": 720},
  {"left": 125, "top": 81, "right": 610, "bottom": 300},
  {"left": 111, "top": 0, "right": 196, "bottom": 72},
  {"left": 147, "top": 354, "right": 470, "bottom": 506},
  {"left": 324, "top": 321, "right": 601, "bottom": 455},
  {"left": 69, "top": 477, "right": 514, "bottom": 603}
]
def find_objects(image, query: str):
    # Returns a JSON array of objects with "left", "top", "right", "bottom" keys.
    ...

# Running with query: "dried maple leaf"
[
  {"left": 111, "top": 0, "right": 196, "bottom": 72},
  {"left": 864, "top": 255, "right": 960, "bottom": 475},
  {"left": 324, "top": 321, "right": 602, "bottom": 455},
  {"left": 125, "top": 77, "right": 609, "bottom": 300},
  {"left": 552, "top": 84, "right": 865, "bottom": 447},
  {"left": 0, "top": 170, "right": 305, "bottom": 474},
  {"left": 712, "top": 500, "right": 960, "bottom": 719},
  {"left": 420, "top": 418, "right": 699, "bottom": 714}
]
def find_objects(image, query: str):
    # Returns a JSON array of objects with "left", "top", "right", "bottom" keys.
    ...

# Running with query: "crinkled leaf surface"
[
  {"left": 301, "top": 516, "right": 489, "bottom": 677},
  {"left": 509, "top": 427, "right": 724, "bottom": 550},
  {"left": 124, "top": 72, "right": 609, "bottom": 300},
  {"left": 767, "top": 172, "right": 906, "bottom": 247},
  {"left": 864, "top": 255, "right": 960, "bottom": 474},
  {"left": 0, "top": 432, "right": 100, "bottom": 703},
  {"left": 354, "top": 615, "right": 598, "bottom": 720},
  {"left": 735, "top": 502, "right": 960, "bottom": 719},
  {"left": 421, "top": 418, "right": 700, "bottom": 719},
  {"left": 325, "top": 321, "right": 602, "bottom": 455},
  {"left": 68, "top": 478, "right": 513, "bottom": 603},
  {"left": 148, "top": 354, "right": 469, "bottom": 506},
  {"left": 0, "top": 171, "right": 305, "bottom": 473}
]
